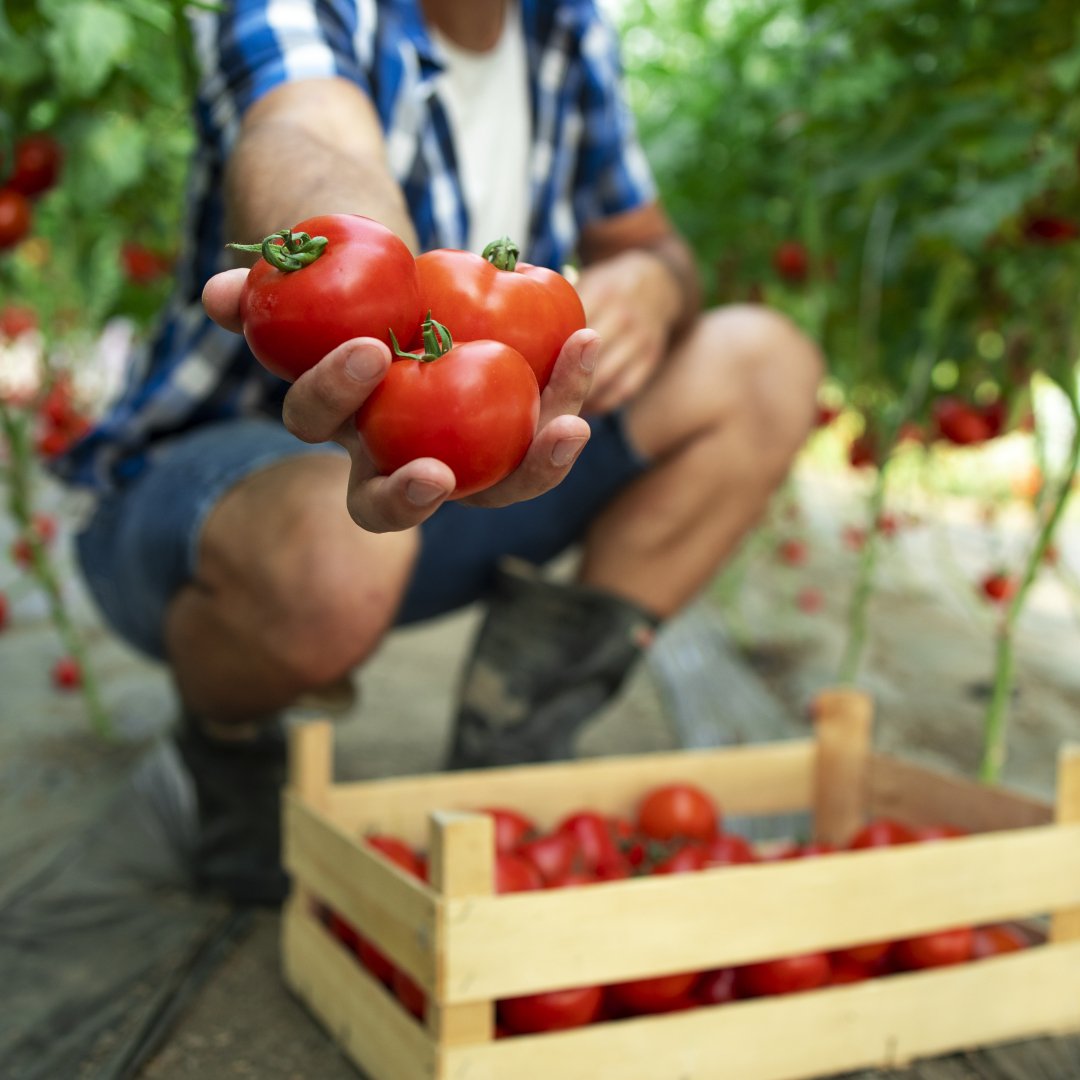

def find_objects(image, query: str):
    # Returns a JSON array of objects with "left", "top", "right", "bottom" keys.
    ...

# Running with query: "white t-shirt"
[{"left": 431, "top": 5, "right": 531, "bottom": 254}]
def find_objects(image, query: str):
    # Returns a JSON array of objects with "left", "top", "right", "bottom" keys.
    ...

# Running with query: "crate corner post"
[
  {"left": 811, "top": 686, "right": 874, "bottom": 847},
  {"left": 1050, "top": 742, "right": 1080, "bottom": 945},
  {"left": 427, "top": 809, "right": 497, "bottom": 1058},
  {"left": 288, "top": 718, "right": 335, "bottom": 809}
]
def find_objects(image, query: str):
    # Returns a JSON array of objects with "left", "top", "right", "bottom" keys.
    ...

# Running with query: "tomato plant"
[
  {"left": 636, "top": 783, "right": 719, "bottom": 843},
  {"left": 5, "top": 134, "right": 63, "bottom": 198},
  {"left": 231, "top": 214, "right": 422, "bottom": 382},
  {"left": 414, "top": 236, "right": 585, "bottom": 391},
  {"left": 355, "top": 317, "right": 540, "bottom": 498}
]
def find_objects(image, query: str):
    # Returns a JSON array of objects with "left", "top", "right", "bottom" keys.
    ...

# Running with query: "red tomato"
[
  {"left": 414, "top": 237, "right": 585, "bottom": 391},
  {"left": 932, "top": 397, "right": 995, "bottom": 446},
  {"left": 913, "top": 823, "right": 968, "bottom": 842},
  {"left": 391, "top": 968, "right": 427, "bottom": 1019},
  {"left": 652, "top": 843, "right": 708, "bottom": 874},
  {"left": 972, "top": 923, "right": 1028, "bottom": 960},
  {"left": 828, "top": 956, "right": 878, "bottom": 986},
  {"left": 356, "top": 325, "right": 540, "bottom": 498},
  {"left": 366, "top": 834, "right": 425, "bottom": 878},
  {"left": 517, "top": 831, "right": 578, "bottom": 885},
  {"left": 498, "top": 984, "right": 604, "bottom": 1034},
  {"left": 773, "top": 240, "right": 809, "bottom": 283},
  {"left": 7, "top": 135, "right": 63, "bottom": 197},
  {"left": 610, "top": 971, "right": 699, "bottom": 1015},
  {"left": 702, "top": 833, "right": 756, "bottom": 867},
  {"left": 848, "top": 431, "right": 879, "bottom": 469},
  {"left": 544, "top": 869, "right": 598, "bottom": 888},
  {"left": 637, "top": 783, "right": 719, "bottom": 843},
  {"left": 737, "top": 952, "right": 831, "bottom": 997},
  {"left": 557, "top": 811, "right": 622, "bottom": 872},
  {"left": 785, "top": 841, "right": 837, "bottom": 859},
  {"left": 122, "top": 243, "right": 169, "bottom": 285},
  {"left": 848, "top": 818, "right": 916, "bottom": 849},
  {"left": 327, "top": 910, "right": 362, "bottom": 954},
  {"left": 52, "top": 656, "right": 82, "bottom": 690},
  {"left": 0, "top": 304, "right": 37, "bottom": 338},
  {"left": 481, "top": 807, "right": 537, "bottom": 853},
  {"left": 0, "top": 188, "right": 32, "bottom": 250},
  {"left": 496, "top": 851, "right": 544, "bottom": 893},
  {"left": 832, "top": 941, "right": 892, "bottom": 967},
  {"left": 980, "top": 571, "right": 1017, "bottom": 604},
  {"left": 0, "top": 591, "right": 8, "bottom": 632},
  {"left": 234, "top": 214, "right": 422, "bottom": 382},
  {"left": 695, "top": 968, "right": 739, "bottom": 1005},
  {"left": 891, "top": 927, "right": 973, "bottom": 971},
  {"left": 777, "top": 537, "right": 809, "bottom": 566},
  {"left": 796, "top": 587, "right": 825, "bottom": 614},
  {"left": 357, "top": 936, "right": 395, "bottom": 984},
  {"left": 1023, "top": 216, "right": 1079, "bottom": 244}
]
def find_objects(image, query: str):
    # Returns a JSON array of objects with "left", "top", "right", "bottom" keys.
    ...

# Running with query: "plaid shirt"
[{"left": 56, "top": 0, "right": 656, "bottom": 492}]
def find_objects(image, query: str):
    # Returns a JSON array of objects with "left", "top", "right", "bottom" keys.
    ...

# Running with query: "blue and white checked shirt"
[{"left": 56, "top": 0, "right": 656, "bottom": 492}]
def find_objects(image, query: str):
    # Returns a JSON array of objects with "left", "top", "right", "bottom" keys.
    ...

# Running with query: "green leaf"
[
  {"left": 67, "top": 113, "right": 149, "bottom": 208},
  {"left": 43, "top": 1, "right": 134, "bottom": 99}
]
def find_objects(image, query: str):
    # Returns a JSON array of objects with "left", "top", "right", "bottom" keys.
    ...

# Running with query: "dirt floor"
[{"left": 3, "top": 457, "right": 1079, "bottom": 1078}]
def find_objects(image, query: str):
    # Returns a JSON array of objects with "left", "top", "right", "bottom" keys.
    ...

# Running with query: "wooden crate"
[{"left": 281, "top": 688, "right": 1080, "bottom": 1080}]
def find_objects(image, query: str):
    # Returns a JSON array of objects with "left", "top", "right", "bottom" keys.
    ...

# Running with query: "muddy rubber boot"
[
  {"left": 174, "top": 715, "right": 289, "bottom": 907},
  {"left": 445, "top": 559, "right": 663, "bottom": 770}
]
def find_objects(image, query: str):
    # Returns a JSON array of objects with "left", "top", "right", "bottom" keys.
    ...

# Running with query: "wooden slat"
[
  {"left": 441, "top": 942, "right": 1080, "bottom": 1080},
  {"left": 1052, "top": 745, "right": 1080, "bottom": 943},
  {"left": 288, "top": 720, "right": 333, "bottom": 810},
  {"left": 439, "top": 824, "right": 1080, "bottom": 1003},
  {"left": 812, "top": 688, "right": 872, "bottom": 845},
  {"left": 325, "top": 740, "right": 817, "bottom": 846},
  {"left": 427, "top": 811, "right": 495, "bottom": 1046},
  {"left": 282, "top": 901, "right": 435, "bottom": 1080},
  {"left": 867, "top": 753, "right": 1052, "bottom": 835},
  {"left": 282, "top": 793, "right": 438, "bottom": 990}
]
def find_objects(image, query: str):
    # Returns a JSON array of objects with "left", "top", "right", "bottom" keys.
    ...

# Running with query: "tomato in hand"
[
  {"left": 414, "top": 236, "right": 585, "bottom": 391},
  {"left": 637, "top": 783, "right": 719, "bottom": 843},
  {"left": 498, "top": 984, "right": 604, "bottom": 1034},
  {"left": 355, "top": 318, "right": 540, "bottom": 498},
  {"left": 0, "top": 188, "right": 32, "bottom": 250},
  {"left": 231, "top": 214, "right": 422, "bottom": 382}
]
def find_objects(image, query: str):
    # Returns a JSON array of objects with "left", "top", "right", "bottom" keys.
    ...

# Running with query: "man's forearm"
[{"left": 223, "top": 80, "right": 419, "bottom": 259}]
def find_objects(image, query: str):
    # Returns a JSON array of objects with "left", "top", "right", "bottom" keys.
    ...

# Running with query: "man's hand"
[
  {"left": 575, "top": 249, "right": 683, "bottom": 415},
  {"left": 202, "top": 268, "right": 597, "bottom": 533}
]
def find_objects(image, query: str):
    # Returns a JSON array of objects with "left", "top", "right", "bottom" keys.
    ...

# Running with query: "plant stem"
[
  {"left": 0, "top": 400, "right": 112, "bottom": 738},
  {"left": 978, "top": 384, "right": 1080, "bottom": 782}
]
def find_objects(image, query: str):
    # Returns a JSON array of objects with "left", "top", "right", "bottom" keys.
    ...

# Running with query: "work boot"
[
  {"left": 445, "top": 558, "right": 662, "bottom": 770},
  {"left": 174, "top": 714, "right": 289, "bottom": 907}
]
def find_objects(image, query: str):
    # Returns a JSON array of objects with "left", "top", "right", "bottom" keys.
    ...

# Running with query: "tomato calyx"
[
  {"left": 390, "top": 313, "right": 454, "bottom": 363},
  {"left": 228, "top": 227, "right": 329, "bottom": 272},
  {"left": 481, "top": 235, "right": 521, "bottom": 272}
]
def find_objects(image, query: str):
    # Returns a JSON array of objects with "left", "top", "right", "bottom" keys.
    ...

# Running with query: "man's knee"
[{"left": 695, "top": 304, "right": 823, "bottom": 474}]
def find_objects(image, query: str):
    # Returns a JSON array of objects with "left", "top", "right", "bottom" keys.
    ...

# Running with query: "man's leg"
[
  {"left": 162, "top": 453, "right": 417, "bottom": 902},
  {"left": 448, "top": 305, "right": 823, "bottom": 768}
]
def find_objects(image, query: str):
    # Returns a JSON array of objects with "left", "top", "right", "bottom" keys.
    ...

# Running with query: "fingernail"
[
  {"left": 406, "top": 480, "right": 448, "bottom": 506},
  {"left": 551, "top": 436, "right": 587, "bottom": 467},
  {"left": 345, "top": 343, "right": 385, "bottom": 382},
  {"left": 580, "top": 339, "right": 600, "bottom": 373}
]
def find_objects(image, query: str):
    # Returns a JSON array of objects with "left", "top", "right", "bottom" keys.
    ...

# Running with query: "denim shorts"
[{"left": 75, "top": 414, "right": 649, "bottom": 659}]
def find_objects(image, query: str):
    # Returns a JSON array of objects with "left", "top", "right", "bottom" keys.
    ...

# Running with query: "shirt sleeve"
[
  {"left": 203, "top": 0, "right": 372, "bottom": 127},
  {"left": 571, "top": 8, "right": 657, "bottom": 229}
]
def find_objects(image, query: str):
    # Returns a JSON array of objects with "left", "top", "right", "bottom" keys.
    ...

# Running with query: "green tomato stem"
[
  {"left": 389, "top": 314, "right": 454, "bottom": 362},
  {"left": 227, "top": 228, "right": 328, "bottom": 272},
  {"left": 481, "top": 235, "right": 520, "bottom": 272}
]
